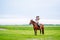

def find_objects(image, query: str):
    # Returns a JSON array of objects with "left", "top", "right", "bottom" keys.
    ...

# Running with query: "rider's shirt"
[{"left": 35, "top": 19, "right": 40, "bottom": 26}]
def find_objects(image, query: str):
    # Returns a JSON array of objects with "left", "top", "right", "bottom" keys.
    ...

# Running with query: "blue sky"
[{"left": 0, "top": 0, "right": 60, "bottom": 25}]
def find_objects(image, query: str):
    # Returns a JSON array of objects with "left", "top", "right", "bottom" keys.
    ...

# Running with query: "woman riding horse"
[
  {"left": 35, "top": 16, "right": 40, "bottom": 28},
  {"left": 29, "top": 16, "right": 44, "bottom": 35}
]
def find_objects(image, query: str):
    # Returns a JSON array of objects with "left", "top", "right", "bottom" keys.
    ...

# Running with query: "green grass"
[{"left": 0, "top": 25, "right": 60, "bottom": 40}]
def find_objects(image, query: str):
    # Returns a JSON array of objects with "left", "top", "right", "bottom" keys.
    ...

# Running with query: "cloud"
[
  {"left": 40, "top": 19, "right": 60, "bottom": 24},
  {"left": 0, "top": 18, "right": 60, "bottom": 25},
  {"left": 0, "top": 0, "right": 60, "bottom": 21},
  {"left": 0, "top": 18, "right": 29, "bottom": 25}
]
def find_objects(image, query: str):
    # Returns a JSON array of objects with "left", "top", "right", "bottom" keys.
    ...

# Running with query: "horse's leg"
[
  {"left": 34, "top": 30, "right": 37, "bottom": 35},
  {"left": 40, "top": 29, "right": 41, "bottom": 34},
  {"left": 40, "top": 25, "right": 41, "bottom": 34},
  {"left": 42, "top": 28, "right": 44, "bottom": 34},
  {"left": 42, "top": 26, "right": 44, "bottom": 34}
]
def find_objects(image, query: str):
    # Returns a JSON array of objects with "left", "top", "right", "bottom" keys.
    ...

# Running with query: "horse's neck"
[
  {"left": 32, "top": 23, "right": 35, "bottom": 26},
  {"left": 31, "top": 20, "right": 37, "bottom": 27},
  {"left": 32, "top": 23, "right": 37, "bottom": 27}
]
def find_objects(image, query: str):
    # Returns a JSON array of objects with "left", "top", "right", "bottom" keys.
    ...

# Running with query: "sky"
[{"left": 0, "top": 0, "right": 60, "bottom": 25}]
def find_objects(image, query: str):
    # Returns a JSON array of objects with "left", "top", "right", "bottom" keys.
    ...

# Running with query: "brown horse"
[{"left": 29, "top": 20, "right": 44, "bottom": 35}]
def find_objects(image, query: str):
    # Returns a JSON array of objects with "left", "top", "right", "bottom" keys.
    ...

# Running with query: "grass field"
[{"left": 0, "top": 25, "right": 60, "bottom": 40}]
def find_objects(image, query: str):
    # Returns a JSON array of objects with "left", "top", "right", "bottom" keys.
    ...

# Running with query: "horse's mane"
[{"left": 31, "top": 20, "right": 36, "bottom": 23}]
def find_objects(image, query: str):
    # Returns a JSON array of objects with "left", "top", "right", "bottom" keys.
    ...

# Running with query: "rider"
[{"left": 35, "top": 16, "right": 40, "bottom": 28}]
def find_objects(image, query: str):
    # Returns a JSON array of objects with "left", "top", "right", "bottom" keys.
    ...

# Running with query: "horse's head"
[
  {"left": 29, "top": 20, "right": 33, "bottom": 25},
  {"left": 29, "top": 19, "right": 35, "bottom": 25}
]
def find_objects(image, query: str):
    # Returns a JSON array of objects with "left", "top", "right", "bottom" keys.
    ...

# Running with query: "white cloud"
[
  {"left": 0, "top": 18, "right": 29, "bottom": 25},
  {"left": 40, "top": 19, "right": 60, "bottom": 24},
  {"left": 0, "top": 18, "right": 60, "bottom": 25},
  {"left": 0, "top": 0, "right": 60, "bottom": 25}
]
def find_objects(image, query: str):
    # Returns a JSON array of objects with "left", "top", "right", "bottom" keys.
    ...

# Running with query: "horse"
[{"left": 29, "top": 20, "right": 44, "bottom": 35}]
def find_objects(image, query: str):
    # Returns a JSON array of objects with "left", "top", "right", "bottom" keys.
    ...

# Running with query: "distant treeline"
[
  {"left": 23, "top": 24, "right": 60, "bottom": 26},
  {"left": 44, "top": 24, "right": 60, "bottom": 26},
  {"left": 0, "top": 24, "right": 60, "bottom": 26}
]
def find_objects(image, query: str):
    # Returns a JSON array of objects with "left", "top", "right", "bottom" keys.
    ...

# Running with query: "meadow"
[{"left": 0, "top": 25, "right": 60, "bottom": 40}]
